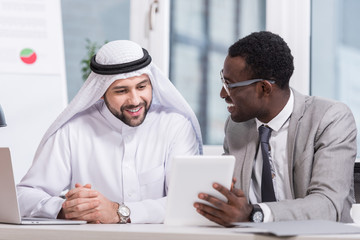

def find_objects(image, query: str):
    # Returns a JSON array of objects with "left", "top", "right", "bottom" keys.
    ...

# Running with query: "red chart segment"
[{"left": 20, "top": 48, "right": 37, "bottom": 64}]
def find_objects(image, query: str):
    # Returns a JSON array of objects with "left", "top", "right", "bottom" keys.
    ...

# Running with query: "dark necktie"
[{"left": 258, "top": 125, "right": 276, "bottom": 202}]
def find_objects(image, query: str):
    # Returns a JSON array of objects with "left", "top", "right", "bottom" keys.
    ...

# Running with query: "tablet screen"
[{"left": 165, "top": 155, "right": 235, "bottom": 226}]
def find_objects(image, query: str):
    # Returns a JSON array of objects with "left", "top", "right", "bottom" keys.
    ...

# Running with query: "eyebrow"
[
  {"left": 223, "top": 76, "right": 231, "bottom": 82},
  {"left": 111, "top": 79, "right": 150, "bottom": 90},
  {"left": 136, "top": 79, "right": 150, "bottom": 85},
  {"left": 221, "top": 70, "right": 232, "bottom": 83},
  {"left": 223, "top": 75, "right": 233, "bottom": 83}
]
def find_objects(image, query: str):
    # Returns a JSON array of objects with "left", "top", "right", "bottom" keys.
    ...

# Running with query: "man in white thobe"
[{"left": 17, "top": 40, "right": 203, "bottom": 224}]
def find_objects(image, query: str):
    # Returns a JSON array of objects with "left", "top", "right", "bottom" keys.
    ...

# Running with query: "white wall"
[
  {"left": 266, "top": 0, "right": 311, "bottom": 95},
  {"left": 130, "top": 0, "right": 170, "bottom": 76},
  {"left": 0, "top": 0, "right": 67, "bottom": 183}
]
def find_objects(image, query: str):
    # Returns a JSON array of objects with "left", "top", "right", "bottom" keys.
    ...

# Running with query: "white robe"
[{"left": 17, "top": 101, "right": 199, "bottom": 223}]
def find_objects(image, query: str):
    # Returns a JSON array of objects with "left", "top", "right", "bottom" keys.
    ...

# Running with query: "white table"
[{"left": 1, "top": 223, "right": 360, "bottom": 240}]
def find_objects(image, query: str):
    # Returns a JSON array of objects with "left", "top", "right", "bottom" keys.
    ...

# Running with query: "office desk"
[{"left": 0, "top": 223, "right": 360, "bottom": 240}]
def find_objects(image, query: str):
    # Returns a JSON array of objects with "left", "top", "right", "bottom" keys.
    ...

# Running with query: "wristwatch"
[
  {"left": 249, "top": 204, "right": 264, "bottom": 223},
  {"left": 117, "top": 203, "right": 131, "bottom": 224}
]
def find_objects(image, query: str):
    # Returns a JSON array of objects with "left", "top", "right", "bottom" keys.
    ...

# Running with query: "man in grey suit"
[{"left": 194, "top": 31, "right": 357, "bottom": 227}]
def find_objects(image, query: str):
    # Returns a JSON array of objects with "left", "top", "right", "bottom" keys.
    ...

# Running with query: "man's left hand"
[
  {"left": 193, "top": 183, "right": 252, "bottom": 227},
  {"left": 62, "top": 183, "right": 119, "bottom": 224}
]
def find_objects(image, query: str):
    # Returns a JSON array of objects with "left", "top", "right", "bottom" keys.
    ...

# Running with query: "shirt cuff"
[
  {"left": 125, "top": 198, "right": 166, "bottom": 224},
  {"left": 125, "top": 201, "right": 149, "bottom": 224},
  {"left": 258, "top": 203, "right": 274, "bottom": 222},
  {"left": 30, "top": 197, "right": 65, "bottom": 219}
]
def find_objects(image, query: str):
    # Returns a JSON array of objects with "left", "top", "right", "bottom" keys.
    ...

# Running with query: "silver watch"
[{"left": 117, "top": 203, "right": 131, "bottom": 224}]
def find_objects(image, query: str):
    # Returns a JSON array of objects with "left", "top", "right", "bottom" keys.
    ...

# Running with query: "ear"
[{"left": 260, "top": 80, "right": 273, "bottom": 96}]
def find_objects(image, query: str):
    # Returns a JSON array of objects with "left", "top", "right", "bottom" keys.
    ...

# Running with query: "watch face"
[
  {"left": 119, "top": 206, "right": 130, "bottom": 217},
  {"left": 253, "top": 211, "right": 263, "bottom": 223}
]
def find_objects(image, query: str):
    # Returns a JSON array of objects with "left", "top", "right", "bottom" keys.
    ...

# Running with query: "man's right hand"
[
  {"left": 59, "top": 183, "right": 120, "bottom": 224},
  {"left": 59, "top": 183, "right": 100, "bottom": 223},
  {"left": 193, "top": 179, "right": 253, "bottom": 227}
]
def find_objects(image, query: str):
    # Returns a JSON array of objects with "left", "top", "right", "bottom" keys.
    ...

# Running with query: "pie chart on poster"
[{"left": 20, "top": 48, "right": 37, "bottom": 64}]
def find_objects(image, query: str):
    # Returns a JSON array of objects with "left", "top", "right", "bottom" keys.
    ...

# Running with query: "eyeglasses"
[{"left": 220, "top": 70, "right": 275, "bottom": 95}]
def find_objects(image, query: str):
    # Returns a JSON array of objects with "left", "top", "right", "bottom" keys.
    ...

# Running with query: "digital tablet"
[{"left": 164, "top": 155, "right": 235, "bottom": 226}]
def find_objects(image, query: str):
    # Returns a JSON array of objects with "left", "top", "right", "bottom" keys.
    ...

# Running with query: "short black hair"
[{"left": 228, "top": 31, "right": 294, "bottom": 89}]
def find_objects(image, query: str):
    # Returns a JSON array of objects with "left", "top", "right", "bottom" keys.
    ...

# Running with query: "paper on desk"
[{"left": 233, "top": 220, "right": 360, "bottom": 237}]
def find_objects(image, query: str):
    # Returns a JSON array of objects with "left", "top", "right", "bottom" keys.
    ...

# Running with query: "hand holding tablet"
[{"left": 164, "top": 155, "right": 235, "bottom": 226}]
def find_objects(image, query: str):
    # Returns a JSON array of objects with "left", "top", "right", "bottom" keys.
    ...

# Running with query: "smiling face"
[
  {"left": 220, "top": 56, "right": 269, "bottom": 123},
  {"left": 103, "top": 74, "right": 152, "bottom": 127}
]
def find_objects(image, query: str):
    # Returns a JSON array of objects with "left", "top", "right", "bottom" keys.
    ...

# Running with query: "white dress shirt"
[
  {"left": 17, "top": 101, "right": 199, "bottom": 223},
  {"left": 249, "top": 89, "right": 294, "bottom": 222}
]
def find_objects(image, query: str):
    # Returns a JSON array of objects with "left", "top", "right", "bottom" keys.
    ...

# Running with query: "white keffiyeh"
[{"left": 35, "top": 40, "right": 203, "bottom": 157}]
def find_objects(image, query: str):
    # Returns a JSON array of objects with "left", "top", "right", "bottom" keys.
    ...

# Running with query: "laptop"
[
  {"left": 164, "top": 155, "right": 235, "bottom": 226},
  {"left": 0, "top": 147, "right": 86, "bottom": 225}
]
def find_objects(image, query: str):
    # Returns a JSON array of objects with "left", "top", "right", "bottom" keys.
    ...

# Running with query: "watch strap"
[
  {"left": 117, "top": 202, "right": 130, "bottom": 224},
  {"left": 249, "top": 204, "right": 264, "bottom": 222}
]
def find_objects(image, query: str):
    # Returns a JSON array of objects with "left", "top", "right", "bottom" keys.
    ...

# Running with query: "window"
[
  {"left": 169, "top": 0, "right": 266, "bottom": 144},
  {"left": 61, "top": 0, "right": 130, "bottom": 100},
  {"left": 311, "top": 0, "right": 360, "bottom": 156}
]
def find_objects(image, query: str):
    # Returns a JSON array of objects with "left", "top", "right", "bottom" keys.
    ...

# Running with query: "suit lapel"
[
  {"left": 241, "top": 121, "right": 258, "bottom": 197},
  {"left": 287, "top": 89, "right": 307, "bottom": 197}
]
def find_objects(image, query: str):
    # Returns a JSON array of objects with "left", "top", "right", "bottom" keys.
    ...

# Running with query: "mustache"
[{"left": 121, "top": 102, "right": 146, "bottom": 111}]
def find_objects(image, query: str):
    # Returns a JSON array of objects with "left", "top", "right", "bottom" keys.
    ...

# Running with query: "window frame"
[{"left": 131, "top": 0, "right": 311, "bottom": 95}]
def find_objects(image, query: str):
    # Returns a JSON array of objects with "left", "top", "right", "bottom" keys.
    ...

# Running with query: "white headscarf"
[{"left": 35, "top": 40, "right": 203, "bottom": 156}]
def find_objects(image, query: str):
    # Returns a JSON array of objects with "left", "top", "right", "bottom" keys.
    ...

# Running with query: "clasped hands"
[
  {"left": 193, "top": 178, "right": 253, "bottom": 227},
  {"left": 58, "top": 183, "right": 119, "bottom": 224}
]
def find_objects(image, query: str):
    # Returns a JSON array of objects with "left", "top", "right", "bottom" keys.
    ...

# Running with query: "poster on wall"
[
  {"left": 0, "top": 0, "right": 65, "bottom": 74},
  {"left": 0, "top": 0, "right": 67, "bottom": 183}
]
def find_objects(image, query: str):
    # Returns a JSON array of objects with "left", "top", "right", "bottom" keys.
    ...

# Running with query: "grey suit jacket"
[{"left": 224, "top": 89, "right": 357, "bottom": 222}]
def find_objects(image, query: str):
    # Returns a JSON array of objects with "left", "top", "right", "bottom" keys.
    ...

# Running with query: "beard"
[{"left": 104, "top": 97, "right": 152, "bottom": 127}]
